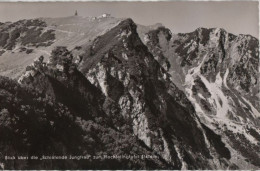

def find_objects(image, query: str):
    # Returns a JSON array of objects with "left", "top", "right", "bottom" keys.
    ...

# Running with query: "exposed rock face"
[
  {"left": 70, "top": 19, "right": 233, "bottom": 169},
  {"left": 139, "top": 25, "right": 260, "bottom": 169},
  {"left": 4, "top": 46, "right": 170, "bottom": 169},
  {"left": 0, "top": 74, "right": 172, "bottom": 169},
  {"left": 0, "top": 16, "right": 259, "bottom": 169}
]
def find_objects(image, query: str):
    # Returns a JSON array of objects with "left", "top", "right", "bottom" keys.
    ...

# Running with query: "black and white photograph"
[{"left": 0, "top": 0, "right": 259, "bottom": 170}]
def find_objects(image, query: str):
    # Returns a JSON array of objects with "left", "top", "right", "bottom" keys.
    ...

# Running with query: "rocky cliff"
[
  {"left": 140, "top": 25, "right": 260, "bottom": 169},
  {"left": 0, "top": 16, "right": 259, "bottom": 169}
]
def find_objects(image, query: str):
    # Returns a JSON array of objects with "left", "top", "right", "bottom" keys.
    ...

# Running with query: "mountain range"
[{"left": 0, "top": 15, "right": 259, "bottom": 169}]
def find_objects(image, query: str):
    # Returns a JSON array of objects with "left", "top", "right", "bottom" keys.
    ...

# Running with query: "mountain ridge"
[
  {"left": 140, "top": 21, "right": 260, "bottom": 168},
  {"left": 0, "top": 15, "right": 259, "bottom": 169}
]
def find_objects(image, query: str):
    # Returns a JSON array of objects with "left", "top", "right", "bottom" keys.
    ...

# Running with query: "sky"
[{"left": 0, "top": 1, "right": 258, "bottom": 38}]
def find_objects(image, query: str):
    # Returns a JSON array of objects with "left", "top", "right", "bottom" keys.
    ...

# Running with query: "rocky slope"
[
  {"left": 140, "top": 25, "right": 260, "bottom": 169},
  {"left": 0, "top": 16, "right": 122, "bottom": 79},
  {"left": 0, "top": 15, "right": 259, "bottom": 169},
  {"left": 0, "top": 74, "right": 170, "bottom": 169}
]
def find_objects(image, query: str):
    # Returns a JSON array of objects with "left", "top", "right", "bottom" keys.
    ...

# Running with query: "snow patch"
[
  {"left": 184, "top": 54, "right": 208, "bottom": 116},
  {"left": 215, "top": 72, "right": 223, "bottom": 87},
  {"left": 241, "top": 97, "right": 260, "bottom": 118},
  {"left": 96, "top": 63, "right": 108, "bottom": 96},
  {"left": 198, "top": 93, "right": 206, "bottom": 100},
  {"left": 199, "top": 75, "right": 234, "bottom": 119},
  {"left": 223, "top": 68, "right": 229, "bottom": 88},
  {"left": 218, "top": 118, "right": 259, "bottom": 145},
  {"left": 187, "top": 41, "right": 197, "bottom": 54},
  {"left": 184, "top": 53, "right": 234, "bottom": 121},
  {"left": 174, "top": 144, "right": 188, "bottom": 169}
]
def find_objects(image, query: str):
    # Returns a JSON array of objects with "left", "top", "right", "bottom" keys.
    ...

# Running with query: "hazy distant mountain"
[{"left": 0, "top": 15, "right": 259, "bottom": 169}]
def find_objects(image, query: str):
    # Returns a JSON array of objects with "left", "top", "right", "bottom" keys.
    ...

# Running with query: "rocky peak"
[
  {"left": 142, "top": 26, "right": 172, "bottom": 71},
  {"left": 140, "top": 23, "right": 260, "bottom": 168},
  {"left": 74, "top": 19, "right": 236, "bottom": 169},
  {"left": 145, "top": 26, "right": 172, "bottom": 44}
]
